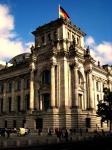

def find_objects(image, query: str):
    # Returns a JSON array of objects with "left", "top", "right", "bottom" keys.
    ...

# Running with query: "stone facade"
[{"left": 0, "top": 18, "right": 112, "bottom": 133}]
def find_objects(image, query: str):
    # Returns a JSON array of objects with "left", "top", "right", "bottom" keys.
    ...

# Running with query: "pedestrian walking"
[
  {"left": 80, "top": 128, "right": 82, "bottom": 136},
  {"left": 64, "top": 129, "right": 68, "bottom": 142},
  {"left": 102, "top": 129, "right": 105, "bottom": 137},
  {"left": 6, "top": 129, "right": 10, "bottom": 138},
  {"left": 74, "top": 128, "right": 76, "bottom": 135}
]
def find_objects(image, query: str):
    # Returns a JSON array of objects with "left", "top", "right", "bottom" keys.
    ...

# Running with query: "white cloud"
[
  {"left": 0, "top": 4, "right": 33, "bottom": 62},
  {"left": 85, "top": 36, "right": 112, "bottom": 66}
]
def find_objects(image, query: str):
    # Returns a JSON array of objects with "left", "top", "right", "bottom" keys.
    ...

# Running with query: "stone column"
[
  {"left": 73, "top": 64, "right": 79, "bottom": 107},
  {"left": 3, "top": 82, "right": 7, "bottom": 112},
  {"left": 50, "top": 65, "right": 55, "bottom": 108},
  {"left": 40, "top": 94, "right": 42, "bottom": 110},
  {"left": 34, "top": 82, "right": 39, "bottom": 110},
  {"left": 30, "top": 70, "right": 34, "bottom": 111},
  {"left": 21, "top": 78, "right": 24, "bottom": 111},
  {"left": 88, "top": 71, "right": 93, "bottom": 109},
  {"left": 11, "top": 80, "right": 15, "bottom": 112}
]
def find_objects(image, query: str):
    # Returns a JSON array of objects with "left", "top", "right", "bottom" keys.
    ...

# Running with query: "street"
[{"left": 0, "top": 133, "right": 112, "bottom": 150}]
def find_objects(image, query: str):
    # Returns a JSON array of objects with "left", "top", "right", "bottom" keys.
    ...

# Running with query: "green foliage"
[{"left": 96, "top": 88, "right": 112, "bottom": 122}]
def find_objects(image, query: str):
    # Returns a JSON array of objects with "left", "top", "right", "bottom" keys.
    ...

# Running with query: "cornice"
[
  {"left": 0, "top": 73, "right": 30, "bottom": 84},
  {"left": 92, "top": 65, "right": 108, "bottom": 76},
  {"left": 0, "top": 62, "right": 30, "bottom": 75},
  {"left": 32, "top": 18, "right": 86, "bottom": 37}
]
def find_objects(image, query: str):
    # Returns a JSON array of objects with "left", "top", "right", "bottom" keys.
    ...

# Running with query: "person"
[
  {"left": 56, "top": 129, "right": 61, "bottom": 141},
  {"left": 6, "top": 129, "right": 10, "bottom": 138},
  {"left": 49, "top": 129, "right": 52, "bottom": 136},
  {"left": 74, "top": 128, "right": 76, "bottom": 135},
  {"left": 38, "top": 128, "right": 42, "bottom": 136},
  {"left": 102, "top": 129, "right": 105, "bottom": 137},
  {"left": 80, "top": 128, "right": 82, "bottom": 136},
  {"left": 69, "top": 128, "right": 73, "bottom": 136},
  {"left": 64, "top": 130, "right": 68, "bottom": 142}
]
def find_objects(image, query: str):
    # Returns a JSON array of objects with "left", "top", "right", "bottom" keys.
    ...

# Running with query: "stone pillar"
[
  {"left": 69, "top": 65, "right": 72, "bottom": 107},
  {"left": 30, "top": 70, "right": 34, "bottom": 111},
  {"left": 34, "top": 81, "right": 39, "bottom": 110},
  {"left": 73, "top": 64, "right": 79, "bottom": 107},
  {"left": 88, "top": 71, "right": 93, "bottom": 109},
  {"left": 21, "top": 78, "right": 24, "bottom": 110},
  {"left": 3, "top": 82, "right": 7, "bottom": 112},
  {"left": 11, "top": 80, "right": 15, "bottom": 111},
  {"left": 40, "top": 94, "right": 42, "bottom": 110},
  {"left": 50, "top": 65, "right": 55, "bottom": 107}
]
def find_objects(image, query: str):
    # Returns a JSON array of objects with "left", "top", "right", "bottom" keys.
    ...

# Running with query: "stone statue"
[
  {"left": 30, "top": 45, "right": 35, "bottom": 53},
  {"left": 73, "top": 38, "right": 76, "bottom": 47},
  {"left": 86, "top": 46, "right": 90, "bottom": 55}
]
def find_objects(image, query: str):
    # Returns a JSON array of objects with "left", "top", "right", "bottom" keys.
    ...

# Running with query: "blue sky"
[{"left": 0, "top": 0, "right": 112, "bottom": 66}]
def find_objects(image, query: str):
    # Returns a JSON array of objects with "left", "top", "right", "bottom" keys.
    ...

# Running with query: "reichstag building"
[{"left": 0, "top": 18, "right": 112, "bottom": 133}]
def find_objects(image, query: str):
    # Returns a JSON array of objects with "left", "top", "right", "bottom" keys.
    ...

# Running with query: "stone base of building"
[{"left": 0, "top": 107, "right": 109, "bottom": 133}]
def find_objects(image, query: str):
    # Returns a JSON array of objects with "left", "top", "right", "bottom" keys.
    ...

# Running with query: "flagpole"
[{"left": 59, "top": 4, "right": 60, "bottom": 18}]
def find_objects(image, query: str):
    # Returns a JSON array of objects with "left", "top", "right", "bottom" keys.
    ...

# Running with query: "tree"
[{"left": 96, "top": 88, "right": 112, "bottom": 130}]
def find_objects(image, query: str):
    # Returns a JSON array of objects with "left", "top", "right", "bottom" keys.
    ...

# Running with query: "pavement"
[{"left": 0, "top": 131, "right": 110, "bottom": 149}]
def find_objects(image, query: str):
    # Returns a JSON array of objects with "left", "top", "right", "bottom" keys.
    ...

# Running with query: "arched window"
[{"left": 42, "top": 70, "right": 50, "bottom": 85}]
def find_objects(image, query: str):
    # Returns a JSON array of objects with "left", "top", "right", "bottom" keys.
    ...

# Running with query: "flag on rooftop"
[{"left": 59, "top": 5, "right": 70, "bottom": 21}]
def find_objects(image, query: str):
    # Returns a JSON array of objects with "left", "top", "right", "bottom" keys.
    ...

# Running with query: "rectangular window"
[
  {"left": 26, "top": 79, "right": 30, "bottom": 88},
  {"left": 9, "top": 83, "right": 12, "bottom": 92},
  {"left": 5, "top": 120, "right": 7, "bottom": 128},
  {"left": 41, "top": 36, "right": 44, "bottom": 44},
  {"left": 17, "top": 96, "right": 21, "bottom": 112},
  {"left": 9, "top": 97, "right": 11, "bottom": 112},
  {"left": 17, "top": 81, "right": 21, "bottom": 90},
  {"left": 0, "top": 98, "right": 3, "bottom": 113},
  {"left": 13, "top": 120, "right": 16, "bottom": 128},
  {"left": 0, "top": 85, "right": 4, "bottom": 93}
]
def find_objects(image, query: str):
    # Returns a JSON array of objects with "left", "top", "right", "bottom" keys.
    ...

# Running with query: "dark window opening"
[
  {"left": 36, "top": 118, "right": 43, "bottom": 129},
  {"left": 42, "top": 36, "right": 44, "bottom": 44},
  {"left": 1, "top": 85, "right": 4, "bottom": 93},
  {"left": 17, "top": 81, "right": 21, "bottom": 90},
  {"left": 8, "top": 97, "right": 11, "bottom": 112},
  {"left": 5, "top": 120, "right": 7, "bottom": 128},
  {"left": 86, "top": 118, "right": 91, "bottom": 128},
  {"left": 9, "top": 83, "right": 12, "bottom": 92},
  {"left": 26, "top": 94, "right": 30, "bottom": 110},
  {"left": 48, "top": 34, "right": 51, "bottom": 42},
  {"left": 17, "top": 96, "right": 21, "bottom": 112},
  {"left": 43, "top": 93, "right": 50, "bottom": 110},
  {"left": 0, "top": 98, "right": 3, "bottom": 112},
  {"left": 42, "top": 70, "right": 50, "bottom": 85},
  {"left": 13, "top": 120, "right": 16, "bottom": 128},
  {"left": 26, "top": 79, "right": 30, "bottom": 88}
]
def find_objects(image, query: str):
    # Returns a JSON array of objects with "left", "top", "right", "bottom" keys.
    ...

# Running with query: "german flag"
[{"left": 59, "top": 6, "right": 70, "bottom": 21}]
